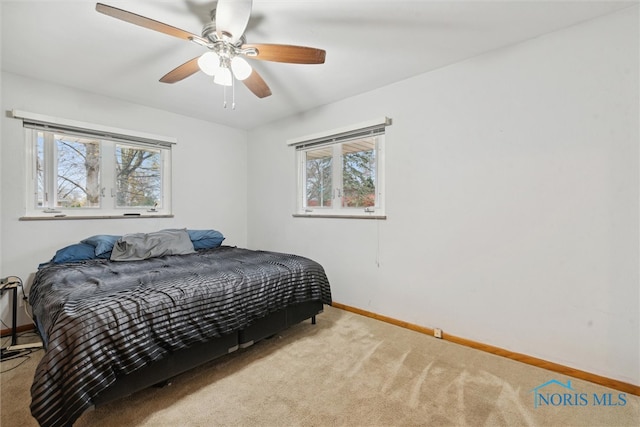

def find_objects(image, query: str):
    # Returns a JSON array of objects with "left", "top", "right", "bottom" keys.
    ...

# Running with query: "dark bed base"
[{"left": 93, "top": 300, "right": 325, "bottom": 406}]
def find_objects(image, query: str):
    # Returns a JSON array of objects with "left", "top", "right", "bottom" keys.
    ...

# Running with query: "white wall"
[
  {"left": 247, "top": 7, "right": 639, "bottom": 386},
  {"left": 0, "top": 72, "right": 248, "bottom": 327}
]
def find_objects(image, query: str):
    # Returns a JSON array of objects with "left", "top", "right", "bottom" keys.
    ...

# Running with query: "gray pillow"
[{"left": 110, "top": 229, "right": 195, "bottom": 261}]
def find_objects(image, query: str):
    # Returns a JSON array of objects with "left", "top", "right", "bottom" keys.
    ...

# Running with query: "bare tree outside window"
[
  {"left": 36, "top": 137, "right": 45, "bottom": 207},
  {"left": 57, "top": 138, "right": 101, "bottom": 207},
  {"left": 115, "top": 145, "right": 161, "bottom": 208},
  {"left": 305, "top": 148, "right": 332, "bottom": 207},
  {"left": 36, "top": 133, "right": 101, "bottom": 208}
]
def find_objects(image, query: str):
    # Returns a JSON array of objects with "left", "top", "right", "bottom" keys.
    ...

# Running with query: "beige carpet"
[{"left": 1, "top": 306, "right": 638, "bottom": 426}]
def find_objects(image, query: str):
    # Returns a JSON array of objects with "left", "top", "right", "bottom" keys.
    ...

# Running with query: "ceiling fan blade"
[
  {"left": 96, "top": 3, "right": 207, "bottom": 44},
  {"left": 242, "top": 69, "right": 272, "bottom": 98},
  {"left": 242, "top": 44, "right": 326, "bottom": 64},
  {"left": 160, "top": 57, "right": 201, "bottom": 83},
  {"left": 215, "top": 0, "right": 253, "bottom": 43}
]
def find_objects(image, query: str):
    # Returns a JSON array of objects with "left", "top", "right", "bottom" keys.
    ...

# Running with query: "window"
[
  {"left": 17, "top": 110, "right": 174, "bottom": 217},
  {"left": 291, "top": 117, "right": 390, "bottom": 218}
]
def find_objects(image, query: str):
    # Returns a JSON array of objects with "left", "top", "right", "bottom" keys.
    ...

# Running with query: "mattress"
[{"left": 29, "top": 246, "right": 331, "bottom": 427}]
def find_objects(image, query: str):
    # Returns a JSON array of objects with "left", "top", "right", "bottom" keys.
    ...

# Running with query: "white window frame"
[
  {"left": 15, "top": 110, "right": 175, "bottom": 219},
  {"left": 289, "top": 117, "right": 391, "bottom": 219}
]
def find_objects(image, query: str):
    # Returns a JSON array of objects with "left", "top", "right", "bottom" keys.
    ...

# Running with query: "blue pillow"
[
  {"left": 81, "top": 235, "right": 121, "bottom": 257},
  {"left": 51, "top": 243, "right": 97, "bottom": 264},
  {"left": 96, "top": 250, "right": 113, "bottom": 260},
  {"left": 187, "top": 229, "right": 225, "bottom": 250}
]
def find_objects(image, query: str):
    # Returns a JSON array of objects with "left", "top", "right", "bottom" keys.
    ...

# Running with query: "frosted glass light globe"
[
  {"left": 231, "top": 56, "right": 252, "bottom": 80},
  {"left": 214, "top": 67, "right": 233, "bottom": 86},
  {"left": 197, "top": 52, "right": 220, "bottom": 76}
]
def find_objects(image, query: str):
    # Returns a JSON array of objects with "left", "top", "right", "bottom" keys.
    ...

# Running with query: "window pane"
[
  {"left": 36, "top": 133, "right": 45, "bottom": 208},
  {"left": 116, "top": 144, "right": 161, "bottom": 208},
  {"left": 305, "top": 147, "right": 333, "bottom": 207},
  {"left": 55, "top": 134, "right": 101, "bottom": 208},
  {"left": 342, "top": 138, "right": 376, "bottom": 208}
]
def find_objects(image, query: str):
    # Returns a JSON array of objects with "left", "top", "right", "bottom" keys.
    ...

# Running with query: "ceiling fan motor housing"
[{"left": 202, "top": 11, "right": 246, "bottom": 46}]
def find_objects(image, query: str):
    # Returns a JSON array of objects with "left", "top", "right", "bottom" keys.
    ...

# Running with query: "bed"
[{"left": 28, "top": 230, "right": 331, "bottom": 427}]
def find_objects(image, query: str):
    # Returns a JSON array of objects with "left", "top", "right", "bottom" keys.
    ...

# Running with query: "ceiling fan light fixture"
[
  {"left": 231, "top": 56, "right": 252, "bottom": 80},
  {"left": 214, "top": 67, "right": 233, "bottom": 86},
  {"left": 96, "top": 2, "right": 324, "bottom": 103},
  {"left": 198, "top": 51, "right": 221, "bottom": 76}
]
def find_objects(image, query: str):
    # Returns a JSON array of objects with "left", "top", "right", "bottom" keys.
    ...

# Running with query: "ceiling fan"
[{"left": 96, "top": 1, "right": 326, "bottom": 107}]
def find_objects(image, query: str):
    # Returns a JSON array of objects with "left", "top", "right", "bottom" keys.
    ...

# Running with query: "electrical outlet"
[{"left": 434, "top": 328, "right": 443, "bottom": 339}]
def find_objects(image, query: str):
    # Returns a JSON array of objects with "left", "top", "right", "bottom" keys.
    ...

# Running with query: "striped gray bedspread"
[{"left": 29, "top": 246, "right": 331, "bottom": 427}]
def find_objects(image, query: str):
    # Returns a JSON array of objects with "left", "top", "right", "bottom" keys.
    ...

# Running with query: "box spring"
[{"left": 93, "top": 300, "right": 324, "bottom": 406}]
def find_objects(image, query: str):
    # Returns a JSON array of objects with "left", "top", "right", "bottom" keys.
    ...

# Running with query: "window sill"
[
  {"left": 292, "top": 213, "right": 386, "bottom": 220},
  {"left": 20, "top": 214, "right": 174, "bottom": 221}
]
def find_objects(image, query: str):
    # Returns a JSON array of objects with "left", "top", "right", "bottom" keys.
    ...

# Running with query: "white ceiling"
[{"left": 1, "top": 1, "right": 636, "bottom": 130}]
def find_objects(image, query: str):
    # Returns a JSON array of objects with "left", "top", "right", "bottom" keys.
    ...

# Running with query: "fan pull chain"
[
  {"left": 223, "top": 84, "right": 227, "bottom": 109},
  {"left": 232, "top": 75, "right": 236, "bottom": 110}
]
